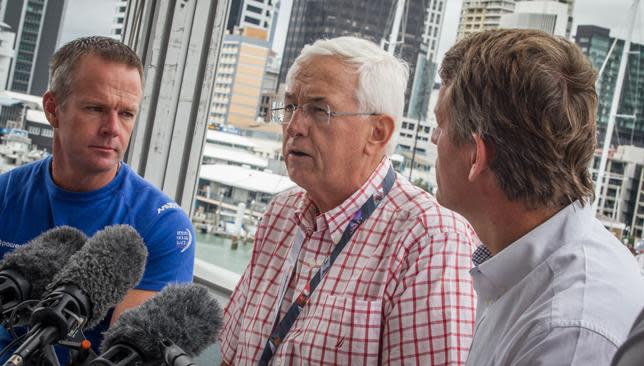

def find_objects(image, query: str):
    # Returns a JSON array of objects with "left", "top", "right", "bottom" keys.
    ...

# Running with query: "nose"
[
  {"left": 285, "top": 107, "right": 309, "bottom": 138},
  {"left": 100, "top": 110, "right": 120, "bottom": 137}
]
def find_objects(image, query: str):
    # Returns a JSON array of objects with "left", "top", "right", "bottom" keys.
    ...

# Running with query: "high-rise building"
[
  {"left": 1, "top": 0, "right": 67, "bottom": 95},
  {"left": 0, "top": 21, "right": 15, "bottom": 91},
  {"left": 279, "top": 0, "right": 446, "bottom": 119},
  {"left": 457, "top": 0, "right": 574, "bottom": 39},
  {"left": 407, "top": 0, "right": 446, "bottom": 121},
  {"left": 457, "top": 0, "right": 515, "bottom": 40},
  {"left": 591, "top": 145, "right": 644, "bottom": 241},
  {"left": 227, "top": 0, "right": 278, "bottom": 44},
  {"left": 111, "top": 0, "right": 127, "bottom": 40},
  {"left": 209, "top": 29, "right": 279, "bottom": 134},
  {"left": 575, "top": 25, "right": 644, "bottom": 148},
  {"left": 499, "top": 1, "right": 568, "bottom": 36}
]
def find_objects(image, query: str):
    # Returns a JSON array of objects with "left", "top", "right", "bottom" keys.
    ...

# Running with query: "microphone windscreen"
[
  {"left": 0, "top": 226, "right": 86, "bottom": 299},
  {"left": 101, "top": 284, "right": 223, "bottom": 365},
  {"left": 46, "top": 225, "right": 148, "bottom": 327}
]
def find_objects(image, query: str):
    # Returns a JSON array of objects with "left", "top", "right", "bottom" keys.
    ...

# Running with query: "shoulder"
[
  {"left": 260, "top": 186, "right": 306, "bottom": 221},
  {"left": 120, "top": 164, "right": 188, "bottom": 216},
  {"left": 0, "top": 159, "right": 46, "bottom": 187},
  {"left": 0, "top": 159, "right": 48, "bottom": 207},
  {"left": 545, "top": 231, "right": 644, "bottom": 344},
  {"left": 386, "top": 176, "right": 477, "bottom": 238},
  {"left": 116, "top": 164, "right": 192, "bottom": 235}
]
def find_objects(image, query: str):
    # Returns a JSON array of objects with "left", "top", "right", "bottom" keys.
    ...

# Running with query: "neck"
[
  {"left": 50, "top": 157, "right": 119, "bottom": 192},
  {"left": 467, "top": 199, "right": 560, "bottom": 255},
  {"left": 311, "top": 155, "right": 384, "bottom": 213}
]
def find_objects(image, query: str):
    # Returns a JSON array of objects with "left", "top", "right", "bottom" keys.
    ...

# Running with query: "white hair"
[{"left": 285, "top": 36, "right": 409, "bottom": 155}]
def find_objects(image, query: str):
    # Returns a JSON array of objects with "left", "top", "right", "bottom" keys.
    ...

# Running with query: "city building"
[
  {"left": 227, "top": 0, "right": 279, "bottom": 45},
  {"left": 257, "top": 52, "right": 280, "bottom": 121},
  {"left": 1, "top": 0, "right": 67, "bottom": 95},
  {"left": 110, "top": 0, "right": 127, "bottom": 40},
  {"left": 591, "top": 145, "right": 644, "bottom": 241},
  {"left": 194, "top": 163, "right": 295, "bottom": 235},
  {"left": 457, "top": 0, "right": 515, "bottom": 40},
  {"left": 407, "top": 0, "right": 446, "bottom": 121},
  {"left": 209, "top": 29, "right": 280, "bottom": 134},
  {"left": 457, "top": 0, "right": 574, "bottom": 39},
  {"left": 499, "top": 1, "right": 568, "bottom": 36},
  {"left": 278, "top": 0, "right": 445, "bottom": 117},
  {"left": 0, "top": 90, "right": 42, "bottom": 129},
  {"left": 0, "top": 21, "right": 14, "bottom": 91},
  {"left": 24, "top": 108, "right": 52, "bottom": 152},
  {"left": 575, "top": 25, "right": 644, "bottom": 148}
]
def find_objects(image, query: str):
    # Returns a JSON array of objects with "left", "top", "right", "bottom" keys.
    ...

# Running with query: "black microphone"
[
  {"left": 0, "top": 226, "right": 86, "bottom": 324},
  {"left": 2, "top": 225, "right": 148, "bottom": 366},
  {"left": 91, "top": 284, "right": 223, "bottom": 366}
]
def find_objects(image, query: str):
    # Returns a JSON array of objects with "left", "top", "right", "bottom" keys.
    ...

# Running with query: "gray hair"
[
  {"left": 286, "top": 36, "right": 409, "bottom": 155},
  {"left": 48, "top": 36, "right": 143, "bottom": 106}
]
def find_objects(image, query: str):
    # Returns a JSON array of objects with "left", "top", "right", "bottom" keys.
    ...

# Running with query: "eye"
[
  {"left": 307, "top": 104, "right": 328, "bottom": 115},
  {"left": 284, "top": 104, "right": 297, "bottom": 113},
  {"left": 86, "top": 105, "right": 103, "bottom": 113},
  {"left": 120, "top": 111, "right": 135, "bottom": 119}
]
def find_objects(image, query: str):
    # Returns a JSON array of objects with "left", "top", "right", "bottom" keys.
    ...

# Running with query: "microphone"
[
  {"left": 2, "top": 225, "right": 148, "bottom": 366},
  {"left": 91, "top": 284, "right": 223, "bottom": 366},
  {"left": 0, "top": 226, "right": 86, "bottom": 324}
]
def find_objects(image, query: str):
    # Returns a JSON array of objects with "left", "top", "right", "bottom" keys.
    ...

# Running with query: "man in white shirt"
[{"left": 432, "top": 28, "right": 644, "bottom": 365}]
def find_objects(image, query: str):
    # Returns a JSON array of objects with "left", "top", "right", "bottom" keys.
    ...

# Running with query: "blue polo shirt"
[{"left": 0, "top": 157, "right": 195, "bottom": 360}]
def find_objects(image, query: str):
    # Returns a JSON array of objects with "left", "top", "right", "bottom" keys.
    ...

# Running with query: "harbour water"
[{"left": 195, "top": 232, "right": 253, "bottom": 275}]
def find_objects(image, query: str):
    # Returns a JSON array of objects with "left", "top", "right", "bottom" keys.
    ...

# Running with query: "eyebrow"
[{"left": 284, "top": 93, "right": 327, "bottom": 104}]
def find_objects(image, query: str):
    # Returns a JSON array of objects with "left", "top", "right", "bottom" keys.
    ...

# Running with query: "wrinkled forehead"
[{"left": 286, "top": 55, "right": 359, "bottom": 101}]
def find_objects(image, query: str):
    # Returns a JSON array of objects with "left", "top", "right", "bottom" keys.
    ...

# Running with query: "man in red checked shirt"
[{"left": 218, "top": 36, "right": 479, "bottom": 366}]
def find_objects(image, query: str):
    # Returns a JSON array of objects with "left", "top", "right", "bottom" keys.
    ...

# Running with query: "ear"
[
  {"left": 365, "top": 114, "right": 395, "bottom": 155},
  {"left": 468, "top": 133, "right": 491, "bottom": 181},
  {"left": 42, "top": 91, "right": 60, "bottom": 128}
]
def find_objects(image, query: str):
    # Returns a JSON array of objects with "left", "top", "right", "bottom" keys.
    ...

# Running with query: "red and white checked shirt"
[{"left": 219, "top": 158, "right": 478, "bottom": 365}]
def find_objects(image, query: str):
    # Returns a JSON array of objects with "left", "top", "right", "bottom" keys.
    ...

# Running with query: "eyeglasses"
[{"left": 269, "top": 101, "right": 378, "bottom": 125}]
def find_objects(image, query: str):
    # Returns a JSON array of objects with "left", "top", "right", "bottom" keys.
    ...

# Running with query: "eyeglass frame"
[{"left": 269, "top": 101, "right": 379, "bottom": 125}]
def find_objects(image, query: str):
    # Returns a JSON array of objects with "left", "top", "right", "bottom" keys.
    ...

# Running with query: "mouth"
[
  {"left": 287, "top": 148, "right": 310, "bottom": 158},
  {"left": 90, "top": 146, "right": 116, "bottom": 152}
]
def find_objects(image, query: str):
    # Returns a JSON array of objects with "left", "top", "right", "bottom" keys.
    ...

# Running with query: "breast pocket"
[{"left": 282, "top": 295, "right": 383, "bottom": 365}]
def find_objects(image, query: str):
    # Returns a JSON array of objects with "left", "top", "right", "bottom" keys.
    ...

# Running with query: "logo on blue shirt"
[
  {"left": 157, "top": 202, "right": 180, "bottom": 215},
  {"left": 176, "top": 229, "right": 192, "bottom": 253}
]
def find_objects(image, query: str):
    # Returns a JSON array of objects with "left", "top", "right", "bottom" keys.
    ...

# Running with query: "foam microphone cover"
[
  {"left": 45, "top": 224, "right": 148, "bottom": 327},
  {"left": 101, "top": 283, "right": 223, "bottom": 365},
  {"left": 0, "top": 226, "right": 86, "bottom": 299}
]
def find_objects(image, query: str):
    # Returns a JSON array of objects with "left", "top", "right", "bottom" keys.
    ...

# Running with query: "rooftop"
[
  {"left": 202, "top": 144, "right": 268, "bottom": 168},
  {"left": 200, "top": 164, "right": 296, "bottom": 195}
]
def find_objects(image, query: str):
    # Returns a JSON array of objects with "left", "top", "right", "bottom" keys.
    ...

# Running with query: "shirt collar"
[
  {"left": 471, "top": 201, "right": 591, "bottom": 302},
  {"left": 294, "top": 158, "right": 392, "bottom": 243}
]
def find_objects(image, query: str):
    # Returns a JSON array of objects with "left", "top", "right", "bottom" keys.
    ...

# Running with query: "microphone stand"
[{"left": 161, "top": 340, "right": 196, "bottom": 366}]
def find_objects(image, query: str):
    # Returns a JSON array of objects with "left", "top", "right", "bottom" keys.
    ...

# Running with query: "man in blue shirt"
[
  {"left": 432, "top": 29, "right": 644, "bottom": 365},
  {"left": 0, "top": 36, "right": 195, "bottom": 357}
]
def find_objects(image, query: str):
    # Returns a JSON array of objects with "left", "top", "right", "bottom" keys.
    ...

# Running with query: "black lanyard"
[{"left": 258, "top": 165, "right": 396, "bottom": 365}]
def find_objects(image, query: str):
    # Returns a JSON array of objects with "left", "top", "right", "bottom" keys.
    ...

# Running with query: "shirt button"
[{"left": 275, "top": 358, "right": 282, "bottom": 366}]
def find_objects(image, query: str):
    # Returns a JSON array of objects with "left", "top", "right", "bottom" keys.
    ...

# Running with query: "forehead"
[
  {"left": 71, "top": 55, "right": 142, "bottom": 99},
  {"left": 287, "top": 56, "right": 358, "bottom": 101}
]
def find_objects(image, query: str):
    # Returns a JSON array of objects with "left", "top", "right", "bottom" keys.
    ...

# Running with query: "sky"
[
  {"left": 57, "top": 0, "right": 115, "bottom": 48},
  {"left": 59, "top": 0, "right": 644, "bottom": 63}
]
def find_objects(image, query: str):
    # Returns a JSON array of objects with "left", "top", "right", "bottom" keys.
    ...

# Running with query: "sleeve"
[
  {"left": 137, "top": 208, "right": 196, "bottom": 291},
  {"left": 510, "top": 326, "right": 618, "bottom": 366},
  {"left": 382, "top": 228, "right": 476, "bottom": 366}
]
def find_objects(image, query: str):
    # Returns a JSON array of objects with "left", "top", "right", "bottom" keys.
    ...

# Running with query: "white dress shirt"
[{"left": 466, "top": 201, "right": 644, "bottom": 366}]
